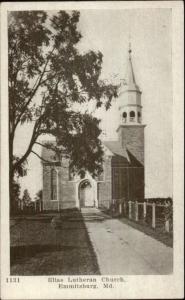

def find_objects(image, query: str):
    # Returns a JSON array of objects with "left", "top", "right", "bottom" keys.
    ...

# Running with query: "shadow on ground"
[
  {"left": 119, "top": 217, "right": 173, "bottom": 248},
  {"left": 97, "top": 208, "right": 173, "bottom": 248},
  {"left": 10, "top": 209, "right": 100, "bottom": 275}
]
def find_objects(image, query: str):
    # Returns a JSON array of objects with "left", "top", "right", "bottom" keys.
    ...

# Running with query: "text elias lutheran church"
[
  {"left": 41, "top": 47, "right": 145, "bottom": 211},
  {"left": 48, "top": 276, "right": 126, "bottom": 289}
]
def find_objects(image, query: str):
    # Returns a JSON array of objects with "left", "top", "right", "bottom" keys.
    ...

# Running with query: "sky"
[{"left": 14, "top": 8, "right": 173, "bottom": 199}]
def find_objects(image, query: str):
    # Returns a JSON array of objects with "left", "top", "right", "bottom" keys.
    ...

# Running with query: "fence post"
[
  {"left": 119, "top": 202, "right": 122, "bottom": 215},
  {"left": 18, "top": 200, "right": 21, "bottom": 210},
  {"left": 39, "top": 201, "right": 42, "bottom": 212},
  {"left": 108, "top": 200, "right": 110, "bottom": 210},
  {"left": 143, "top": 201, "right": 147, "bottom": 221},
  {"left": 123, "top": 200, "right": 127, "bottom": 216},
  {"left": 112, "top": 199, "right": 115, "bottom": 218},
  {"left": 135, "top": 201, "right": 138, "bottom": 221},
  {"left": 165, "top": 202, "right": 170, "bottom": 232},
  {"left": 129, "top": 201, "right": 132, "bottom": 219},
  {"left": 165, "top": 219, "right": 170, "bottom": 232},
  {"left": 152, "top": 202, "right": 156, "bottom": 229}
]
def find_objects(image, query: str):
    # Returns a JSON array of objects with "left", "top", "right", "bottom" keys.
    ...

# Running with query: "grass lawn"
[
  {"left": 119, "top": 217, "right": 173, "bottom": 248},
  {"left": 99, "top": 208, "right": 173, "bottom": 248},
  {"left": 10, "top": 210, "right": 100, "bottom": 275}
]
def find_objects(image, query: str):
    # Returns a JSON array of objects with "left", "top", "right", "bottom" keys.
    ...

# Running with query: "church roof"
[
  {"left": 103, "top": 141, "right": 128, "bottom": 159},
  {"left": 41, "top": 139, "right": 129, "bottom": 163},
  {"left": 41, "top": 139, "right": 143, "bottom": 167}
]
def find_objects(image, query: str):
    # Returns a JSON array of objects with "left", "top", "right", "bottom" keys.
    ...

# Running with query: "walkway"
[{"left": 81, "top": 208, "right": 173, "bottom": 275}]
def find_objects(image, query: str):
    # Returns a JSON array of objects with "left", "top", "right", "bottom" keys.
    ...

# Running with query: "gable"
[
  {"left": 126, "top": 148, "right": 143, "bottom": 167},
  {"left": 103, "top": 140, "right": 144, "bottom": 167},
  {"left": 103, "top": 141, "right": 129, "bottom": 160},
  {"left": 111, "top": 155, "right": 129, "bottom": 167}
]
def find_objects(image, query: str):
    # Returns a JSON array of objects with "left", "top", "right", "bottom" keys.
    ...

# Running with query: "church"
[{"left": 41, "top": 48, "right": 145, "bottom": 212}]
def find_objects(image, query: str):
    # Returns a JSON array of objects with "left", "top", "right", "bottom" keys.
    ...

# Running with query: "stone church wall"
[
  {"left": 42, "top": 157, "right": 76, "bottom": 210},
  {"left": 97, "top": 157, "right": 112, "bottom": 209},
  {"left": 60, "top": 181, "right": 76, "bottom": 209},
  {"left": 43, "top": 164, "right": 61, "bottom": 211},
  {"left": 59, "top": 157, "right": 76, "bottom": 209}
]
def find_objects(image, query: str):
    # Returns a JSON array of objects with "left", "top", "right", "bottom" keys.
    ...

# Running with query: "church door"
[{"left": 79, "top": 180, "right": 94, "bottom": 207}]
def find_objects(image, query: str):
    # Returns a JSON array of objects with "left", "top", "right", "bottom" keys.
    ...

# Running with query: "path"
[{"left": 81, "top": 208, "right": 173, "bottom": 275}]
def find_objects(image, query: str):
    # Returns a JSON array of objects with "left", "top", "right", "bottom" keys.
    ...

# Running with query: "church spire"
[
  {"left": 126, "top": 44, "right": 140, "bottom": 92},
  {"left": 118, "top": 45, "right": 143, "bottom": 125}
]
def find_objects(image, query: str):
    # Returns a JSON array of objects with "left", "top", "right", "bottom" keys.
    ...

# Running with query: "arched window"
[
  {"left": 122, "top": 112, "right": 127, "bottom": 123},
  {"left": 51, "top": 169, "right": 57, "bottom": 200},
  {"left": 130, "top": 111, "right": 135, "bottom": 122}
]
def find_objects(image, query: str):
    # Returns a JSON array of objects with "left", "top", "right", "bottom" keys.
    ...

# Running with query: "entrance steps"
[
  {"left": 51, "top": 208, "right": 111, "bottom": 227},
  {"left": 80, "top": 208, "right": 111, "bottom": 222}
]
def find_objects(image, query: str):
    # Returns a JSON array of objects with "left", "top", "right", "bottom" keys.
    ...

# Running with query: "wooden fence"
[
  {"left": 111, "top": 199, "right": 173, "bottom": 233},
  {"left": 17, "top": 200, "right": 43, "bottom": 214},
  {"left": 127, "top": 201, "right": 172, "bottom": 232}
]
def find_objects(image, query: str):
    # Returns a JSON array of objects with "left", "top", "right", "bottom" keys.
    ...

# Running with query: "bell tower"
[{"left": 117, "top": 46, "right": 145, "bottom": 165}]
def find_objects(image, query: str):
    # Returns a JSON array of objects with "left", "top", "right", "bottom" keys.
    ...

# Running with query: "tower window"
[
  {"left": 130, "top": 111, "right": 135, "bottom": 122},
  {"left": 138, "top": 111, "right": 141, "bottom": 123},
  {"left": 122, "top": 112, "right": 127, "bottom": 123}
]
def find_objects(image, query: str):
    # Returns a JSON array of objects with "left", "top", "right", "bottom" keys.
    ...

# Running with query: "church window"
[
  {"left": 69, "top": 165, "right": 74, "bottom": 181},
  {"left": 130, "top": 111, "right": 135, "bottom": 122},
  {"left": 51, "top": 169, "right": 57, "bottom": 200},
  {"left": 78, "top": 169, "right": 85, "bottom": 179},
  {"left": 138, "top": 111, "right": 141, "bottom": 123},
  {"left": 122, "top": 112, "right": 127, "bottom": 123}
]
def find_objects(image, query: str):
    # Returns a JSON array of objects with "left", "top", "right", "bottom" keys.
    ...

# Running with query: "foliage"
[
  {"left": 22, "top": 189, "right": 32, "bottom": 206},
  {"left": 8, "top": 10, "right": 118, "bottom": 191},
  {"left": 12, "top": 180, "right": 21, "bottom": 202},
  {"left": 146, "top": 197, "right": 173, "bottom": 205},
  {"left": 35, "top": 189, "right": 43, "bottom": 202},
  {"left": 13, "top": 155, "right": 28, "bottom": 177}
]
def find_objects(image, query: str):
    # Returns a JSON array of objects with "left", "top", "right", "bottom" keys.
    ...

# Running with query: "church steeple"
[
  {"left": 116, "top": 45, "right": 145, "bottom": 165},
  {"left": 127, "top": 45, "right": 140, "bottom": 92},
  {"left": 118, "top": 46, "right": 142, "bottom": 125}
]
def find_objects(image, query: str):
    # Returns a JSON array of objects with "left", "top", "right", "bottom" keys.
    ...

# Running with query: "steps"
[
  {"left": 51, "top": 208, "right": 111, "bottom": 227},
  {"left": 80, "top": 208, "right": 111, "bottom": 222}
]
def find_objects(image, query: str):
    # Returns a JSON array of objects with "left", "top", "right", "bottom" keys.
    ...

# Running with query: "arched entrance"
[{"left": 79, "top": 179, "right": 94, "bottom": 208}]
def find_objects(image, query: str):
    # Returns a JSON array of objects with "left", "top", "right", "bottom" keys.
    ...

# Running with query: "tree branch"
[
  {"left": 13, "top": 47, "right": 55, "bottom": 131},
  {"left": 31, "top": 150, "right": 53, "bottom": 164},
  {"left": 35, "top": 141, "right": 53, "bottom": 149},
  {"left": 13, "top": 119, "right": 41, "bottom": 171},
  {"left": 31, "top": 150, "right": 68, "bottom": 168}
]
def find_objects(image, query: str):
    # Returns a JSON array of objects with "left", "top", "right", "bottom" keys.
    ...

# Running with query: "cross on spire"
[
  {"left": 128, "top": 42, "right": 132, "bottom": 57},
  {"left": 128, "top": 33, "right": 132, "bottom": 56}
]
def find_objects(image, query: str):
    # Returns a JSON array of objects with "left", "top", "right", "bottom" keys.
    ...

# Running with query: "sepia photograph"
[
  {"left": 9, "top": 7, "right": 173, "bottom": 276},
  {"left": 1, "top": 1, "right": 184, "bottom": 299}
]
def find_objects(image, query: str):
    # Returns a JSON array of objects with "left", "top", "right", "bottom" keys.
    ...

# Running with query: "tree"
[
  {"left": 12, "top": 180, "right": 21, "bottom": 201},
  {"left": 22, "top": 189, "right": 32, "bottom": 207},
  {"left": 11, "top": 180, "right": 21, "bottom": 212},
  {"left": 9, "top": 11, "right": 118, "bottom": 208},
  {"left": 35, "top": 190, "right": 43, "bottom": 202}
]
